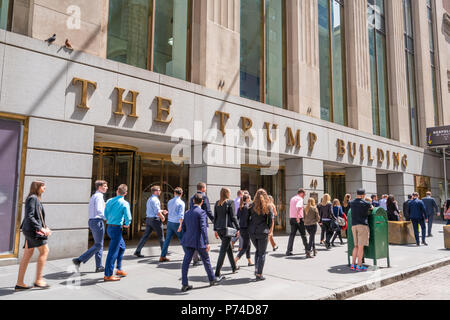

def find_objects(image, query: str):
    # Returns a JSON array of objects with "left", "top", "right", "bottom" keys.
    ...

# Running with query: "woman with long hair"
[
  {"left": 248, "top": 189, "right": 273, "bottom": 281},
  {"left": 318, "top": 193, "right": 334, "bottom": 249},
  {"left": 304, "top": 197, "right": 320, "bottom": 257},
  {"left": 386, "top": 195, "right": 400, "bottom": 221},
  {"left": 342, "top": 194, "right": 351, "bottom": 215},
  {"left": 16, "top": 181, "right": 52, "bottom": 290},
  {"left": 213, "top": 188, "right": 240, "bottom": 277},
  {"left": 234, "top": 194, "right": 254, "bottom": 266},
  {"left": 267, "top": 195, "right": 279, "bottom": 251},
  {"left": 331, "top": 199, "right": 344, "bottom": 246}
]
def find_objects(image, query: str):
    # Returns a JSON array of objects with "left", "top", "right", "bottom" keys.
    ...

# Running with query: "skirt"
[{"left": 23, "top": 231, "right": 47, "bottom": 249}]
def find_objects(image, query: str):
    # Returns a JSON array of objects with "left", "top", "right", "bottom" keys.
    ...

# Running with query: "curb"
[{"left": 321, "top": 257, "right": 450, "bottom": 300}]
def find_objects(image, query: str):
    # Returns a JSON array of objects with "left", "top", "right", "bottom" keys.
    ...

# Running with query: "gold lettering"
[
  {"left": 348, "top": 142, "right": 357, "bottom": 158},
  {"left": 393, "top": 152, "right": 400, "bottom": 167},
  {"left": 337, "top": 139, "right": 346, "bottom": 156},
  {"left": 368, "top": 146, "right": 374, "bottom": 161},
  {"left": 386, "top": 151, "right": 390, "bottom": 167},
  {"left": 377, "top": 148, "right": 385, "bottom": 164},
  {"left": 402, "top": 154, "right": 408, "bottom": 168},
  {"left": 308, "top": 132, "right": 317, "bottom": 152},
  {"left": 264, "top": 122, "right": 278, "bottom": 144},
  {"left": 115, "top": 87, "right": 139, "bottom": 118},
  {"left": 155, "top": 97, "right": 173, "bottom": 124},
  {"left": 241, "top": 117, "right": 253, "bottom": 133},
  {"left": 215, "top": 111, "right": 230, "bottom": 136},
  {"left": 287, "top": 128, "right": 301, "bottom": 148},
  {"left": 360, "top": 144, "right": 365, "bottom": 161},
  {"left": 72, "top": 77, "right": 97, "bottom": 109}
]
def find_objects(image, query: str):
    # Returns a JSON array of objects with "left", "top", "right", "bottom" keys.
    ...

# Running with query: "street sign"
[{"left": 427, "top": 125, "right": 450, "bottom": 147}]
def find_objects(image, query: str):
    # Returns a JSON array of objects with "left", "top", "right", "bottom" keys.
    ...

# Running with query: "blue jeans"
[
  {"left": 161, "top": 222, "right": 183, "bottom": 257},
  {"left": 105, "top": 225, "right": 126, "bottom": 277},
  {"left": 135, "top": 218, "right": 165, "bottom": 254},
  {"left": 411, "top": 219, "right": 426, "bottom": 244},
  {"left": 78, "top": 219, "right": 104, "bottom": 268}
]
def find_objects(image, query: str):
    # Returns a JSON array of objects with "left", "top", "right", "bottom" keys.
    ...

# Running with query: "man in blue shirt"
[
  {"left": 409, "top": 192, "right": 428, "bottom": 246},
  {"left": 160, "top": 187, "right": 186, "bottom": 262},
  {"left": 371, "top": 195, "right": 379, "bottom": 207},
  {"left": 104, "top": 184, "right": 132, "bottom": 281},
  {"left": 134, "top": 185, "right": 168, "bottom": 258},
  {"left": 421, "top": 191, "right": 439, "bottom": 237}
]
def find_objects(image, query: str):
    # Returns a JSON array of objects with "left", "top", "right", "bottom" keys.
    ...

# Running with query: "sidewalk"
[{"left": 0, "top": 222, "right": 448, "bottom": 300}]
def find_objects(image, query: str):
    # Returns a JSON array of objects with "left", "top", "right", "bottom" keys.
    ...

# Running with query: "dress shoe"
[
  {"left": 95, "top": 266, "right": 105, "bottom": 273},
  {"left": 422, "top": 242, "right": 428, "bottom": 246},
  {"left": 416, "top": 242, "right": 420, "bottom": 246},
  {"left": 305, "top": 251, "right": 312, "bottom": 259},
  {"left": 313, "top": 249, "right": 317, "bottom": 256},
  {"left": 134, "top": 252, "right": 144, "bottom": 258},
  {"left": 255, "top": 275, "right": 266, "bottom": 281},
  {"left": 104, "top": 276, "right": 121, "bottom": 282},
  {"left": 159, "top": 257, "right": 170, "bottom": 262},
  {"left": 210, "top": 275, "right": 224, "bottom": 286},
  {"left": 181, "top": 285, "right": 193, "bottom": 292},
  {"left": 72, "top": 258, "right": 81, "bottom": 268},
  {"left": 116, "top": 269, "right": 128, "bottom": 277},
  {"left": 192, "top": 261, "right": 200, "bottom": 267},
  {"left": 285, "top": 252, "right": 293, "bottom": 256},
  {"left": 33, "top": 282, "right": 51, "bottom": 289},
  {"left": 232, "top": 266, "right": 240, "bottom": 274},
  {"left": 15, "top": 285, "right": 32, "bottom": 291}
]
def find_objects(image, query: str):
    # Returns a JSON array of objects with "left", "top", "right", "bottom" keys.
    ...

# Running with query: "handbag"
[
  {"left": 224, "top": 201, "right": 237, "bottom": 238},
  {"left": 35, "top": 203, "right": 50, "bottom": 240},
  {"left": 337, "top": 216, "right": 346, "bottom": 227}
]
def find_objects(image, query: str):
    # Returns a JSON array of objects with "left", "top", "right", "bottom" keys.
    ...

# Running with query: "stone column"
[
  {"left": 286, "top": 0, "right": 320, "bottom": 118},
  {"left": 345, "top": 167, "right": 377, "bottom": 199},
  {"left": 191, "top": 0, "right": 240, "bottom": 96},
  {"left": 344, "top": 0, "right": 373, "bottom": 134},
  {"left": 285, "top": 158, "right": 324, "bottom": 233},
  {"left": 411, "top": 0, "right": 435, "bottom": 147},
  {"left": 188, "top": 143, "right": 241, "bottom": 243},
  {"left": 385, "top": 0, "right": 411, "bottom": 144},
  {"left": 388, "top": 173, "right": 415, "bottom": 205}
]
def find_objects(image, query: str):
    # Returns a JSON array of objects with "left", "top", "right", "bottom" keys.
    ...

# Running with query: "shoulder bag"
[
  {"left": 225, "top": 201, "right": 237, "bottom": 238},
  {"left": 35, "top": 203, "right": 51, "bottom": 240}
]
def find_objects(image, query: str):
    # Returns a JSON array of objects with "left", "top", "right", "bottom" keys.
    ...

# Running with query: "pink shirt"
[{"left": 289, "top": 195, "right": 304, "bottom": 219}]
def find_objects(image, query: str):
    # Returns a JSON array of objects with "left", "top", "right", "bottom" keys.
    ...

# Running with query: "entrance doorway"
[
  {"left": 324, "top": 172, "right": 346, "bottom": 203},
  {"left": 241, "top": 166, "right": 286, "bottom": 231}
]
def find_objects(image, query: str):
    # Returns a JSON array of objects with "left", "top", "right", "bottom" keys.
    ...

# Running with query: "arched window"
[{"left": 107, "top": 0, "right": 191, "bottom": 81}]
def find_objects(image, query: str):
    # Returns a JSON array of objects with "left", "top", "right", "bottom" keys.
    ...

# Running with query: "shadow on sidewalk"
[
  {"left": 157, "top": 262, "right": 183, "bottom": 270},
  {"left": 60, "top": 278, "right": 103, "bottom": 287},
  {"left": 147, "top": 286, "right": 192, "bottom": 296},
  {"left": 328, "top": 265, "right": 357, "bottom": 275},
  {"left": 0, "top": 287, "right": 15, "bottom": 296},
  {"left": 44, "top": 271, "right": 88, "bottom": 280}
]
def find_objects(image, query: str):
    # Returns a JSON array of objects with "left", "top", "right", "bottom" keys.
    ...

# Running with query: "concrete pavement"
[{"left": 0, "top": 222, "right": 449, "bottom": 300}]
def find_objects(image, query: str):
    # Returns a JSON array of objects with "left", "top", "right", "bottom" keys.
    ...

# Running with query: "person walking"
[
  {"left": 213, "top": 188, "right": 240, "bottom": 277},
  {"left": 134, "top": 185, "right": 167, "bottom": 258},
  {"left": 234, "top": 193, "right": 254, "bottom": 267},
  {"left": 318, "top": 194, "right": 334, "bottom": 250},
  {"left": 444, "top": 198, "right": 450, "bottom": 225},
  {"left": 268, "top": 195, "right": 279, "bottom": 251},
  {"left": 349, "top": 189, "right": 372, "bottom": 272},
  {"left": 72, "top": 180, "right": 108, "bottom": 272},
  {"left": 409, "top": 192, "right": 428, "bottom": 246},
  {"left": 248, "top": 189, "right": 273, "bottom": 281},
  {"left": 231, "top": 190, "right": 243, "bottom": 250},
  {"left": 386, "top": 195, "right": 401, "bottom": 221},
  {"left": 286, "top": 188, "right": 309, "bottom": 257},
  {"left": 16, "top": 181, "right": 51, "bottom": 291},
  {"left": 331, "top": 199, "right": 344, "bottom": 246},
  {"left": 403, "top": 195, "right": 412, "bottom": 221},
  {"left": 379, "top": 194, "right": 388, "bottom": 210},
  {"left": 160, "top": 187, "right": 185, "bottom": 262},
  {"left": 421, "top": 191, "right": 439, "bottom": 237},
  {"left": 304, "top": 197, "right": 320, "bottom": 257},
  {"left": 190, "top": 182, "right": 214, "bottom": 266},
  {"left": 104, "top": 184, "right": 132, "bottom": 281},
  {"left": 180, "top": 193, "right": 223, "bottom": 292}
]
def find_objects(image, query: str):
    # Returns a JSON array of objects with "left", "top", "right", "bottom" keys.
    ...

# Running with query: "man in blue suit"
[
  {"left": 408, "top": 192, "right": 428, "bottom": 246},
  {"left": 180, "top": 193, "right": 223, "bottom": 292},
  {"left": 421, "top": 191, "right": 439, "bottom": 237}
]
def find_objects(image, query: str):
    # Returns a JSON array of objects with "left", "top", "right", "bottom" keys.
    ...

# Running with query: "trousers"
[
  {"left": 78, "top": 218, "right": 104, "bottom": 268},
  {"left": 237, "top": 228, "right": 251, "bottom": 259},
  {"left": 105, "top": 225, "right": 125, "bottom": 277},
  {"left": 135, "top": 217, "right": 165, "bottom": 254},
  {"left": 215, "top": 231, "right": 237, "bottom": 276},
  {"left": 305, "top": 224, "right": 317, "bottom": 252},
  {"left": 182, "top": 247, "right": 215, "bottom": 286},
  {"left": 161, "top": 221, "right": 183, "bottom": 257},
  {"left": 287, "top": 218, "right": 308, "bottom": 253},
  {"left": 250, "top": 235, "right": 268, "bottom": 275},
  {"left": 411, "top": 218, "right": 426, "bottom": 244}
]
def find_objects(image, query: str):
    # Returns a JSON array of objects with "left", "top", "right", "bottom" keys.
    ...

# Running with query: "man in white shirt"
[
  {"left": 72, "top": 180, "right": 108, "bottom": 272},
  {"left": 379, "top": 194, "right": 388, "bottom": 210}
]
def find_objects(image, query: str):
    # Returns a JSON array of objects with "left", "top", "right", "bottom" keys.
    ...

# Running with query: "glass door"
[{"left": 324, "top": 172, "right": 346, "bottom": 202}]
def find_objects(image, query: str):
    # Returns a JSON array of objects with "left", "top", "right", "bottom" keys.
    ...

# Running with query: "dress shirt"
[
  {"left": 167, "top": 196, "right": 185, "bottom": 223},
  {"left": 289, "top": 195, "right": 303, "bottom": 219},
  {"left": 104, "top": 196, "right": 132, "bottom": 226},
  {"left": 379, "top": 198, "right": 387, "bottom": 210},
  {"left": 146, "top": 194, "right": 161, "bottom": 219},
  {"left": 88, "top": 191, "right": 105, "bottom": 220},
  {"left": 234, "top": 197, "right": 241, "bottom": 216}
]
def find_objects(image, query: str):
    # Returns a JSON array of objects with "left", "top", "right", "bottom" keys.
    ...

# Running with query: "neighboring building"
[{"left": 0, "top": 0, "right": 449, "bottom": 264}]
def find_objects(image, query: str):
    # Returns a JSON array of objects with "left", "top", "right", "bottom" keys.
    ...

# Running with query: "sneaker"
[
  {"left": 350, "top": 264, "right": 356, "bottom": 270},
  {"left": 356, "top": 265, "right": 368, "bottom": 272},
  {"left": 255, "top": 275, "right": 266, "bottom": 281},
  {"left": 72, "top": 258, "right": 81, "bottom": 268},
  {"left": 273, "top": 246, "right": 278, "bottom": 252},
  {"left": 210, "top": 275, "right": 225, "bottom": 286},
  {"left": 181, "top": 285, "right": 193, "bottom": 292}
]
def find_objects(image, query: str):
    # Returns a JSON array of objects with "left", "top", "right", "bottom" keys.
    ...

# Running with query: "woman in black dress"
[
  {"left": 16, "top": 181, "right": 52, "bottom": 291},
  {"left": 213, "top": 188, "right": 240, "bottom": 277},
  {"left": 248, "top": 189, "right": 273, "bottom": 281},
  {"left": 386, "top": 195, "right": 400, "bottom": 221}
]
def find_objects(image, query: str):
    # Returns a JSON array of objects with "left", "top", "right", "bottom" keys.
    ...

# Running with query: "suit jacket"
[
  {"left": 408, "top": 198, "right": 427, "bottom": 220},
  {"left": 422, "top": 197, "right": 439, "bottom": 217},
  {"left": 189, "top": 192, "right": 214, "bottom": 222},
  {"left": 21, "top": 195, "right": 46, "bottom": 233},
  {"left": 181, "top": 206, "right": 209, "bottom": 249},
  {"left": 247, "top": 205, "right": 273, "bottom": 239},
  {"left": 403, "top": 200, "right": 411, "bottom": 220},
  {"left": 213, "top": 199, "right": 240, "bottom": 231}
]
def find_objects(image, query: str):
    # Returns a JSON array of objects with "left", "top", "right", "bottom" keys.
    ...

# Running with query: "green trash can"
[{"left": 347, "top": 207, "right": 390, "bottom": 268}]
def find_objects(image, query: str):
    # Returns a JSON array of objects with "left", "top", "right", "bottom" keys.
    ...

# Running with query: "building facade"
[{"left": 0, "top": 0, "right": 449, "bottom": 264}]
